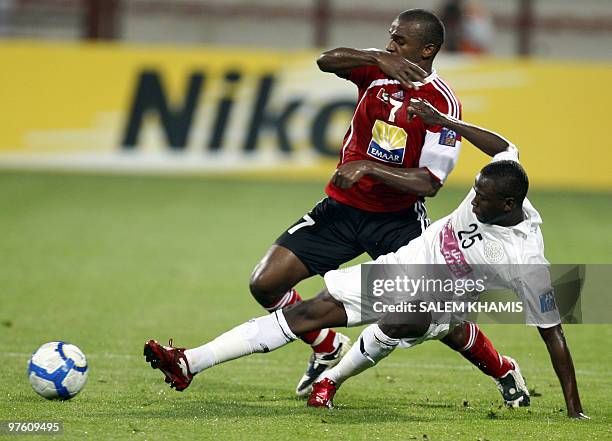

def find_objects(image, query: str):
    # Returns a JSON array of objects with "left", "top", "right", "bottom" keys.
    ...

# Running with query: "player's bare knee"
[{"left": 248, "top": 264, "right": 283, "bottom": 305}]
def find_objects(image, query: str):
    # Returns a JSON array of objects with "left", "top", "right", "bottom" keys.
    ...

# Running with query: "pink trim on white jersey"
[{"left": 439, "top": 220, "right": 472, "bottom": 278}]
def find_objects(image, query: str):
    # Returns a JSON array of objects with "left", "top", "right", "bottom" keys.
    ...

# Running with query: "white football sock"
[
  {"left": 185, "top": 311, "right": 297, "bottom": 374},
  {"left": 325, "top": 324, "right": 399, "bottom": 385}
]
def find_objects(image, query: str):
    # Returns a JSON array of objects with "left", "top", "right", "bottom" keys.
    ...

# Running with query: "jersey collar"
[
  {"left": 481, "top": 199, "right": 542, "bottom": 236},
  {"left": 412, "top": 69, "right": 438, "bottom": 87},
  {"left": 511, "top": 200, "right": 542, "bottom": 236}
]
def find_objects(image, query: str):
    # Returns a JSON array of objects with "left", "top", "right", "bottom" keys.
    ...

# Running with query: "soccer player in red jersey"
[
  {"left": 249, "top": 9, "right": 511, "bottom": 396},
  {"left": 147, "top": 9, "right": 522, "bottom": 401},
  {"left": 144, "top": 102, "right": 588, "bottom": 418}
]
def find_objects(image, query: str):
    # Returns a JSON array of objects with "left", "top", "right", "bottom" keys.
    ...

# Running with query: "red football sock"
[
  {"left": 459, "top": 323, "right": 513, "bottom": 378},
  {"left": 265, "top": 288, "right": 337, "bottom": 352},
  {"left": 264, "top": 288, "right": 300, "bottom": 312},
  {"left": 310, "top": 328, "right": 338, "bottom": 353}
]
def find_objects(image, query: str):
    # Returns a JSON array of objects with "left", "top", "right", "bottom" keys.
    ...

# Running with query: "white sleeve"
[
  {"left": 419, "top": 130, "right": 462, "bottom": 183},
  {"left": 512, "top": 264, "right": 561, "bottom": 328},
  {"left": 491, "top": 144, "right": 519, "bottom": 163},
  {"left": 474, "top": 144, "right": 520, "bottom": 182}
]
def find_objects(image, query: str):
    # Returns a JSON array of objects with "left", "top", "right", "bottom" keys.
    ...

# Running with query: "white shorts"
[{"left": 323, "top": 238, "right": 450, "bottom": 348}]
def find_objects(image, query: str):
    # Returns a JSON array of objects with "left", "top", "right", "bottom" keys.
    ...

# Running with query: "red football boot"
[
  {"left": 307, "top": 378, "right": 338, "bottom": 408},
  {"left": 144, "top": 339, "right": 193, "bottom": 391}
]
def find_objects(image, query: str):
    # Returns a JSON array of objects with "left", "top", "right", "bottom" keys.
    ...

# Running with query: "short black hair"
[
  {"left": 398, "top": 9, "right": 445, "bottom": 51},
  {"left": 480, "top": 160, "right": 529, "bottom": 204}
]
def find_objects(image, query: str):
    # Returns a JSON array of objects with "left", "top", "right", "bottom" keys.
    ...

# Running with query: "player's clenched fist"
[
  {"left": 375, "top": 51, "right": 427, "bottom": 90},
  {"left": 331, "top": 161, "right": 371, "bottom": 188}
]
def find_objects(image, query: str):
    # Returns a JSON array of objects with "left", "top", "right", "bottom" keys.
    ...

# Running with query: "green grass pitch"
[{"left": 0, "top": 171, "right": 611, "bottom": 440}]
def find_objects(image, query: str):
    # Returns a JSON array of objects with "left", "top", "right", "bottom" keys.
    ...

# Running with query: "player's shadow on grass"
[
  {"left": 128, "top": 379, "right": 533, "bottom": 422},
  {"left": 114, "top": 398, "right": 439, "bottom": 424},
  {"left": 117, "top": 380, "right": 445, "bottom": 423}
]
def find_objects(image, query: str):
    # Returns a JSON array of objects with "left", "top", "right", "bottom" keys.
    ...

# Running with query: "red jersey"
[{"left": 325, "top": 65, "right": 462, "bottom": 212}]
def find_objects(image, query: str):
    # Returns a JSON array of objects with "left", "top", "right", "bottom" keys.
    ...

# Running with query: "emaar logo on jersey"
[
  {"left": 367, "top": 120, "right": 407, "bottom": 165},
  {"left": 368, "top": 142, "right": 405, "bottom": 164}
]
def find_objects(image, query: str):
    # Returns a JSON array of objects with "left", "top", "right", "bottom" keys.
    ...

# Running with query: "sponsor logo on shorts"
[
  {"left": 439, "top": 127, "right": 458, "bottom": 147},
  {"left": 539, "top": 290, "right": 557, "bottom": 313}
]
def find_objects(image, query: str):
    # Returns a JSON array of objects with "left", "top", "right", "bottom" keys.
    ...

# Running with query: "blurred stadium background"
[
  {"left": 1, "top": 1, "right": 611, "bottom": 440},
  {"left": 0, "top": 0, "right": 611, "bottom": 189}
]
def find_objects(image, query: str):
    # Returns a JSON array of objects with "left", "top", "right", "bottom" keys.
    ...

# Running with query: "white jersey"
[{"left": 325, "top": 145, "right": 561, "bottom": 330}]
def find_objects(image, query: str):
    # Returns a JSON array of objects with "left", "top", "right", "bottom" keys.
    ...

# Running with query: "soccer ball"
[{"left": 27, "top": 341, "right": 88, "bottom": 400}]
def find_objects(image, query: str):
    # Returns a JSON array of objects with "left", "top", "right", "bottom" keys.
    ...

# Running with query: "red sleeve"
[
  {"left": 346, "top": 65, "right": 382, "bottom": 90},
  {"left": 425, "top": 90, "right": 462, "bottom": 137}
]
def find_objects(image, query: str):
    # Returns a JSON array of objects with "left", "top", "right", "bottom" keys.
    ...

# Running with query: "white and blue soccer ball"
[{"left": 27, "top": 341, "right": 88, "bottom": 400}]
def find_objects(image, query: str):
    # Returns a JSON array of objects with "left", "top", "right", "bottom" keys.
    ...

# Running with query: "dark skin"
[
  {"left": 285, "top": 295, "right": 587, "bottom": 419},
  {"left": 251, "top": 17, "right": 470, "bottom": 378},
  {"left": 320, "top": 18, "right": 442, "bottom": 197},
  {"left": 538, "top": 325, "right": 586, "bottom": 419},
  {"left": 250, "top": 16, "right": 443, "bottom": 308},
  {"left": 284, "top": 100, "right": 588, "bottom": 419},
  {"left": 252, "top": 19, "right": 588, "bottom": 418},
  {"left": 406, "top": 98, "right": 524, "bottom": 225},
  {"left": 409, "top": 99, "right": 587, "bottom": 418}
]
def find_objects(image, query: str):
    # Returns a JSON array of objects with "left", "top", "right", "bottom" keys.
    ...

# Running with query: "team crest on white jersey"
[
  {"left": 367, "top": 120, "right": 406, "bottom": 164},
  {"left": 484, "top": 240, "right": 505, "bottom": 263}
]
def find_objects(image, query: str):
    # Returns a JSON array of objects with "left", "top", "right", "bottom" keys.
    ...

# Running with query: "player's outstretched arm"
[
  {"left": 317, "top": 48, "right": 427, "bottom": 89},
  {"left": 537, "top": 324, "right": 589, "bottom": 419},
  {"left": 407, "top": 98, "right": 512, "bottom": 157}
]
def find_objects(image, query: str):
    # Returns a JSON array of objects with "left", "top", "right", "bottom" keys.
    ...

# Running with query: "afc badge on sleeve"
[{"left": 439, "top": 127, "right": 458, "bottom": 147}]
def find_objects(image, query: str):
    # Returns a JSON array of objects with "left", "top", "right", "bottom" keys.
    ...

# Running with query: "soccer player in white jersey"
[{"left": 144, "top": 99, "right": 588, "bottom": 419}]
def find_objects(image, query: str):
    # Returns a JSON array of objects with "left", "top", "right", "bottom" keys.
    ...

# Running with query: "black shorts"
[{"left": 275, "top": 197, "right": 429, "bottom": 276}]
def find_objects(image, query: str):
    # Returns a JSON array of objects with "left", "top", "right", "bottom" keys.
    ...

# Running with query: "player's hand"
[
  {"left": 331, "top": 161, "right": 370, "bottom": 188},
  {"left": 568, "top": 411, "right": 591, "bottom": 420},
  {"left": 375, "top": 51, "right": 427, "bottom": 90},
  {"left": 407, "top": 98, "right": 446, "bottom": 125}
]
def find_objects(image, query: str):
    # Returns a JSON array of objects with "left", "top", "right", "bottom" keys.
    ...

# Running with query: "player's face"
[
  {"left": 386, "top": 19, "right": 425, "bottom": 62},
  {"left": 471, "top": 176, "right": 509, "bottom": 224}
]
